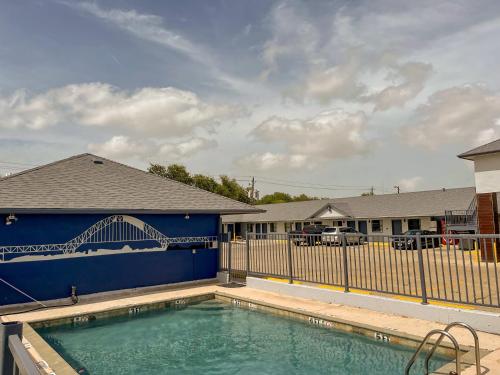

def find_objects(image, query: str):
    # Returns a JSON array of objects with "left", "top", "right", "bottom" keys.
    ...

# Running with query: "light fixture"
[
  {"left": 184, "top": 213, "right": 190, "bottom": 220},
  {"left": 5, "top": 213, "right": 17, "bottom": 226}
]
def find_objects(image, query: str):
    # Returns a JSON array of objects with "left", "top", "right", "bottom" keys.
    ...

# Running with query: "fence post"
[
  {"left": 0, "top": 321, "right": 22, "bottom": 375},
  {"left": 416, "top": 233, "right": 428, "bottom": 305},
  {"left": 227, "top": 231, "right": 232, "bottom": 284},
  {"left": 287, "top": 233, "right": 293, "bottom": 284},
  {"left": 342, "top": 233, "right": 349, "bottom": 292},
  {"left": 246, "top": 233, "right": 250, "bottom": 278}
]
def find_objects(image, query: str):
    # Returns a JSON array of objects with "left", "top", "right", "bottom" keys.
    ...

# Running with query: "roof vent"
[{"left": 93, "top": 160, "right": 104, "bottom": 165}]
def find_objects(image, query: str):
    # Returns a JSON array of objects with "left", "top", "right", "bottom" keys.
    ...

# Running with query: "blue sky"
[{"left": 1, "top": 0, "right": 500, "bottom": 196}]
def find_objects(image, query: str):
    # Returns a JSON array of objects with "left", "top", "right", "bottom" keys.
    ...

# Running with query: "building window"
[
  {"left": 284, "top": 222, "right": 291, "bottom": 232},
  {"left": 295, "top": 222, "right": 302, "bottom": 231},
  {"left": 313, "top": 221, "right": 322, "bottom": 225},
  {"left": 347, "top": 220, "right": 356, "bottom": 229},
  {"left": 246, "top": 223, "right": 254, "bottom": 232},
  {"left": 408, "top": 218, "right": 421, "bottom": 231},
  {"left": 371, "top": 219, "right": 382, "bottom": 232},
  {"left": 270, "top": 223, "right": 276, "bottom": 232}
]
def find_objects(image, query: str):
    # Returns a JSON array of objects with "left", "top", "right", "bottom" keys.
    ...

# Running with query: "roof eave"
[
  {"left": 0, "top": 207, "right": 265, "bottom": 215},
  {"left": 457, "top": 150, "right": 500, "bottom": 160}
]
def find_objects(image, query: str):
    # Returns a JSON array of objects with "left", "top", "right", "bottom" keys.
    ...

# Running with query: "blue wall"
[
  {"left": 0, "top": 248, "right": 218, "bottom": 306},
  {"left": 0, "top": 213, "right": 219, "bottom": 246},
  {"left": 0, "top": 213, "right": 220, "bottom": 306}
]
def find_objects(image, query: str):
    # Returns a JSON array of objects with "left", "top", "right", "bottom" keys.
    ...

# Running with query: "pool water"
[{"left": 37, "top": 300, "right": 448, "bottom": 374}]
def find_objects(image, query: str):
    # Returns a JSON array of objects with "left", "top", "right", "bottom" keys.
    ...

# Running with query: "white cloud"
[
  {"left": 397, "top": 176, "right": 422, "bottom": 192},
  {"left": 261, "top": 2, "right": 432, "bottom": 108},
  {"left": 0, "top": 83, "right": 240, "bottom": 136},
  {"left": 88, "top": 135, "right": 216, "bottom": 160},
  {"left": 251, "top": 109, "right": 371, "bottom": 159},
  {"left": 238, "top": 109, "right": 372, "bottom": 171},
  {"left": 70, "top": 1, "right": 208, "bottom": 64},
  {"left": 401, "top": 84, "right": 500, "bottom": 149},
  {"left": 288, "top": 51, "right": 367, "bottom": 103},
  {"left": 63, "top": 1, "right": 253, "bottom": 92},
  {"left": 236, "top": 152, "right": 309, "bottom": 171},
  {"left": 368, "top": 62, "right": 433, "bottom": 111}
]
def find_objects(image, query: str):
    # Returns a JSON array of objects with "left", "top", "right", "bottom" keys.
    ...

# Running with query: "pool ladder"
[{"left": 405, "top": 322, "right": 481, "bottom": 375}]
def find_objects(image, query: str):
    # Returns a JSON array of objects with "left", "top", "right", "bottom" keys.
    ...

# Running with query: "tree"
[
  {"left": 148, "top": 163, "right": 253, "bottom": 204},
  {"left": 217, "top": 175, "right": 252, "bottom": 204},
  {"left": 257, "top": 192, "right": 293, "bottom": 204},
  {"left": 192, "top": 174, "right": 219, "bottom": 193},
  {"left": 256, "top": 192, "right": 319, "bottom": 204},
  {"left": 149, "top": 163, "right": 193, "bottom": 185}
]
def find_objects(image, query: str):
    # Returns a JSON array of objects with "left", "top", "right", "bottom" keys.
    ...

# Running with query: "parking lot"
[{"left": 220, "top": 237, "right": 500, "bottom": 308}]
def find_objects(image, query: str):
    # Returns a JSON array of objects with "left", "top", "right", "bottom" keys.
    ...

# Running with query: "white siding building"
[{"left": 222, "top": 187, "right": 476, "bottom": 238}]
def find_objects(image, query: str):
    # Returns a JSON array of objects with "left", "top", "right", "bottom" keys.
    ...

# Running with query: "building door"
[
  {"left": 358, "top": 221, "right": 368, "bottom": 234},
  {"left": 347, "top": 220, "right": 356, "bottom": 229},
  {"left": 391, "top": 219, "right": 403, "bottom": 235}
]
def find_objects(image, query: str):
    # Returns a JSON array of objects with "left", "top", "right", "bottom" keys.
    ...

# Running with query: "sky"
[{"left": 1, "top": 0, "right": 500, "bottom": 197}]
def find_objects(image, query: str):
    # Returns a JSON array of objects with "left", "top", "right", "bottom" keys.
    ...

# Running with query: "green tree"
[
  {"left": 149, "top": 163, "right": 193, "bottom": 185},
  {"left": 256, "top": 192, "right": 319, "bottom": 204},
  {"left": 257, "top": 192, "right": 293, "bottom": 204},
  {"left": 192, "top": 174, "right": 219, "bottom": 193},
  {"left": 217, "top": 175, "right": 252, "bottom": 204}
]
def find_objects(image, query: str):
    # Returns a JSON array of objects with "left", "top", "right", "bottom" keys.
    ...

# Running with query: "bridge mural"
[{"left": 0, "top": 215, "right": 217, "bottom": 262}]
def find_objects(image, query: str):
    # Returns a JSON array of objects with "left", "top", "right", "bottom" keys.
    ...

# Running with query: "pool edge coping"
[{"left": 25, "top": 289, "right": 488, "bottom": 375}]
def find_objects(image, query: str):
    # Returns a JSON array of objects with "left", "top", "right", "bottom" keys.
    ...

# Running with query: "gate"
[{"left": 219, "top": 232, "right": 248, "bottom": 282}]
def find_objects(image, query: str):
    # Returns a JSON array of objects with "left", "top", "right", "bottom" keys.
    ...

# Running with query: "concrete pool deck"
[{"left": 2, "top": 282, "right": 500, "bottom": 374}]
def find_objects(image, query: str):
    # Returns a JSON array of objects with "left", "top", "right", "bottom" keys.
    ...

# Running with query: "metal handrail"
[
  {"left": 424, "top": 322, "right": 480, "bottom": 375},
  {"left": 7, "top": 334, "right": 39, "bottom": 375},
  {"left": 405, "top": 329, "right": 461, "bottom": 375}
]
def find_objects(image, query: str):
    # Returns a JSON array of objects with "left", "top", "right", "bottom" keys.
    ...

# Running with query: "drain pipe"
[{"left": 0, "top": 321, "right": 23, "bottom": 375}]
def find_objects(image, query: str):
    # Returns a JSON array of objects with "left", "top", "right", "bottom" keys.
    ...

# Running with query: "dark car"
[
  {"left": 290, "top": 224, "right": 328, "bottom": 246},
  {"left": 391, "top": 230, "right": 440, "bottom": 250}
]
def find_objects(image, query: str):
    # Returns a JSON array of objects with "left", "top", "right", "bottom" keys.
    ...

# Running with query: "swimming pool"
[{"left": 36, "top": 299, "right": 449, "bottom": 374}]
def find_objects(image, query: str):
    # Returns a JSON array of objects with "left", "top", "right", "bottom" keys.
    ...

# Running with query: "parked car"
[
  {"left": 391, "top": 230, "right": 440, "bottom": 250},
  {"left": 321, "top": 227, "right": 365, "bottom": 245},
  {"left": 290, "top": 224, "right": 328, "bottom": 245}
]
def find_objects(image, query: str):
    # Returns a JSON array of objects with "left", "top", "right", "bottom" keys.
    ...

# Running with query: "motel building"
[
  {"left": 0, "top": 153, "right": 260, "bottom": 307},
  {"left": 223, "top": 139, "right": 500, "bottom": 252}
]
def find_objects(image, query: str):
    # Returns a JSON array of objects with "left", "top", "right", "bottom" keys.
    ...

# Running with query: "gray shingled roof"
[
  {"left": 222, "top": 187, "right": 476, "bottom": 223},
  {"left": 458, "top": 139, "right": 500, "bottom": 160},
  {"left": 0, "top": 154, "right": 263, "bottom": 214}
]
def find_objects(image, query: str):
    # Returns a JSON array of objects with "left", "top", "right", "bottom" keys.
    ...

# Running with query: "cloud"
[
  {"left": 0, "top": 83, "right": 241, "bottom": 136},
  {"left": 288, "top": 50, "right": 367, "bottom": 103},
  {"left": 260, "top": 2, "right": 433, "bottom": 108},
  {"left": 237, "top": 109, "right": 372, "bottom": 171},
  {"left": 236, "top": 152, "right": 309, "bottom": 171},
  {"left": 251, "top": 109, "right": 371, "bottom": 159},
  {"left": 401, "top": 84, "right": 500, "bottom": 149},
  {"left": 261, "top": 1, "right": 319, "bottom": 79},
  {"left": 397, "top": 176, "right": 422, "bottom": 192},
  {"left": 368, "top": 62, "right": 433, "bottom": 111},
  {"left": 69, "top": 1, "right": 208, "bottom": 64},
  {"left": 88, "top": 135, "right": 217, "bottom": 160},
  {"left": 62, "top": 1, "right": 252, "bottom": 92}
]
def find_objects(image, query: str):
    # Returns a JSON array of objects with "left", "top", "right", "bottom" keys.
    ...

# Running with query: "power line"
[
  {"left": 233, "top": 175, "right": 376, "bottom": 189},
  {"left": 236, "top": 178, "right": 372, "bottom": 192},
  {"left": 0, "top": 160, "right": 39, "bottom": 167}
]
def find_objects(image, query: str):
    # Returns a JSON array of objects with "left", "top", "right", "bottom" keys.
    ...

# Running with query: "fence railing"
[
  {"left": 219, "top": 232, "right": 500, "bottom": 308},
  {"left": 0, "top": 322, "right": 39, "bottom": 375}
]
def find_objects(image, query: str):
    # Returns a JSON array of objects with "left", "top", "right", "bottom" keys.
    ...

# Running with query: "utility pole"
[
  {"left": 393, "top": 185, "right": 400, "bottom": 194},
  {"left": 370, "top": 186, "right": 374, "bottom": 195},
  {"left": 250, "top": 176, "right": 255, "bottom": 200}
]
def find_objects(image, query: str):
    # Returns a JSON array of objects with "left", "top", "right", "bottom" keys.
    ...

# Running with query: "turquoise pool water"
[{"left": 37, "top": 300, "right": 448, "bottom": 374}]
